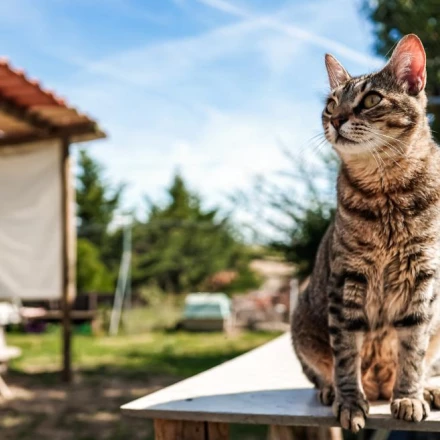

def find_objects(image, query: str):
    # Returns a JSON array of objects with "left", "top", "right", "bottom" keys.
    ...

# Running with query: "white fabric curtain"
[{"left": 0, "top": 140, "right": 62, "bottom": 300}]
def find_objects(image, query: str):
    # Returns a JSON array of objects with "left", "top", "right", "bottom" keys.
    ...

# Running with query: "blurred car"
[{"left": 179, "top": 292, "right": 233, "bottom": 332}]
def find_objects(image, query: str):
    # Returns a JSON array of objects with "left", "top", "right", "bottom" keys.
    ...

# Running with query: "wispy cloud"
[
  {"left": 196, "top": 0, "right": 381, "bottom": 68},
  {"left": 197, "top": 0, "right": 247, "bottom": 17},
  {"left": 74, "top": 19, "right": 266, "bottom": 87},
  {"left": 3, "top": 0, "right": 380, "bottom": 215},
  {"left": 58, "top": 0, "right": 380, "bottom": 214}
]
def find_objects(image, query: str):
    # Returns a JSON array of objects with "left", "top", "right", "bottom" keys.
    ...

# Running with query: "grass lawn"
[
  {"left": 1, "top": 326, "right": 281, "bottom": 440},
  {"left": 9, "top": 329, "right": 279, "bottom": 379}
]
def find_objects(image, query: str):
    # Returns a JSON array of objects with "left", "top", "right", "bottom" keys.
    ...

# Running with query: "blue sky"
[{"left": 0, "top": 0, "right": 384, "bottom": 214}]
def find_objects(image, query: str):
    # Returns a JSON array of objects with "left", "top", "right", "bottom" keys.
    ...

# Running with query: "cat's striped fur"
[{"left": 291, "top": 35, "right": 440, "bottom": 432}]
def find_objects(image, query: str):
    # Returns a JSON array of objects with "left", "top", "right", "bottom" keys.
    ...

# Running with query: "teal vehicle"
[{"left": 181, "top": 293, "right": 232, "bottom": 331}]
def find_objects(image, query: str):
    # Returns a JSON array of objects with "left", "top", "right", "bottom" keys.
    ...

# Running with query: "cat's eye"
[
  {"left": 362, "top": 93, "right": 382, "bottom": 109},
  {"left": 326, "top": 100, "right": 336, "bottom": 114}
]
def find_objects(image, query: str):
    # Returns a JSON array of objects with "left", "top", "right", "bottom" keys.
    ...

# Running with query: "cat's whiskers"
[
  {"left": 363, "top": 131, "right": 407, "bottom": 169},
  {"left": 342, "top": 125, "right": 406, "bottom": 166},
  {"left": 356, "top": 115, "right": 411, "bottom": 151},
  {"left": 377, "top": 145, "right": 405, "bottom": 171},
  {"left": 361, "top": 127, "right": 408, "bottom": 158},
  {"left": 363, "top": 137, "right": 385, "bottom": 172},
  {"left": 297, "top": 132, "right": 329, "bottom": 158},
  {"left": 371, "top": 145, "right": 385, "bottom": 172},
  {"left": 362, "top": 125, "right": 410, "bottom": 155}
]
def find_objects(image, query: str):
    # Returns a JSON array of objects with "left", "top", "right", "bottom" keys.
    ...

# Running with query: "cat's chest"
[
  {"left": 351, "top": 236, "right": 440, "bottom": 327},
  {"left": 363, "top": 270, "right": 407, "bottom": 327},
  {"left": 363, "top": 252, "right": 437, "bottom": 327}
]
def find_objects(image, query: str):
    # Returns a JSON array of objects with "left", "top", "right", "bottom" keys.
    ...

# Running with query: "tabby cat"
[{"left": 291, "top": 34, "right": 440, "bottom": 433}]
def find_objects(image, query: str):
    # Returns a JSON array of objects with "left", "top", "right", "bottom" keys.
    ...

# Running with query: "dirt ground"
[
  {"left": 1, "top": 328, "right": 278, "bottom": 439},
  {"left": 0, "top": 373, "right": 175, "bottom": 440}
]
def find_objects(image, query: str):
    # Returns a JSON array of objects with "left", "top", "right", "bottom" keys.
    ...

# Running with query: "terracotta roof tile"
[{"left": 0, "top": 59, "right": 106, "bottom": 145}]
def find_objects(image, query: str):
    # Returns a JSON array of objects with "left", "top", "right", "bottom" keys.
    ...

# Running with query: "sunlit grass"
[{"left": 8, "top": 327, "right": 280, "bottom": 379}]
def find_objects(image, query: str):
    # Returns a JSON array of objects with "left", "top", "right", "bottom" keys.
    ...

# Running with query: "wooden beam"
[
  {"left": 0, "top": 99, "right": 53, "bottom": 134},
  {"left": 32, "top": 310, "right": 96, "bottom": 321},
  {"left": 0, "top": 123, "right": 104, "bottom": 148},
  {"left": 0, "top": 88, "right": 103, "bottom": 142},
  {"left": 60, "top": 138, "right": 76, "bottom": 383}
]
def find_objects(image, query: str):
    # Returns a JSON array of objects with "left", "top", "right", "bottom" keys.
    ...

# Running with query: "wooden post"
[
  {"left": 207, "top": 422, "right": 229, "bottom": 440},
  {"left": 61, "top": 138, "right": 76, "bottom": 382},
  {"left": 154, "top": 419, "right": 229, "bottom": 440}
]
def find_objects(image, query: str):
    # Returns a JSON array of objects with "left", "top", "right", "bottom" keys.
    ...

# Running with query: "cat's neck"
[{"left": 338, "top": 130, "right": 438, "bottom": 195}]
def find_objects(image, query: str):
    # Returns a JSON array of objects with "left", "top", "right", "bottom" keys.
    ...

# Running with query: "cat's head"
[{"left": 322, "top": 34, "right": 428, "bottom": 157}]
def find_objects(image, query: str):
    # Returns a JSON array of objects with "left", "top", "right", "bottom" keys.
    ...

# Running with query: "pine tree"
[
  {"left": 76, "top": 150, "right": 124, "bottom": 292},
  {"left": 77, "top": 238, "right": 114, "bottom": 292},
  {"left": 133, "top": 174, "right": 255, "bottom": 293},
  {"left": 237, "top": 152, "right": 338, "bottom": 281},
  {"left": 76, "top": 149, "right": 124, "bottom": 248}
]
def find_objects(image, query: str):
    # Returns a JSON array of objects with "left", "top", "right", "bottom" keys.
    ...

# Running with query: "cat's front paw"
[
  {"left": 318, "top": 384, "right": 335, "bottom": 406},
  {"left": 424, "top": 387, "right": 440, "bottom": 409},
  {"left": 391, "top": 397, "right": 430, "bottom": 422},
  {"left": 332, "top": 396, "right": 369, "bottom": 433}
]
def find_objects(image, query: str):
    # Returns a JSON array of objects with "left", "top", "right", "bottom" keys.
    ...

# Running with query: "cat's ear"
[
  {"left": 325, "top": 54, "right": 351, "bottom": 89},
  {"left": 386, "top": 34, "right": 426, "bottom": 95}
]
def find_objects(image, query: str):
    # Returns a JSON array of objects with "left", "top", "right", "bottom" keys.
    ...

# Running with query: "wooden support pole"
[
  {"left": 154, "top": 419, "right": 229, "bottom": 440},
  {"left": 207, "top": 422, "right": 229, "bottom": 440},
  {"left": 61, "top": 138, "right": 76, "bottom": 382}
]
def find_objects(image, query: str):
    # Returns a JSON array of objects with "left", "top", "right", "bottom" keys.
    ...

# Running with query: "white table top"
[{"left": 122, "top": 333, "right": 440, "bottom": 432}]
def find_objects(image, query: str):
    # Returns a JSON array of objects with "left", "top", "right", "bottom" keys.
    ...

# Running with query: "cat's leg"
[
  {"left": 391, "top": 294, "right": 436, "bottom": 422},
  {"left": 390, "top": 261, "right": 439, "bottom": 421},
  {"left": 422, "top": 330, "right": 440, "bottom": 409},
  {"left": 302, "top": 362, "right": 335, "bottom": 406},
  {"left": 328, "top": 272, "right": 369, "bottom": 433},
  {"left": 423, "top": 386, "right": 440, "bottom": 409},
  {"left": 391, "top": 323, "right": 431, "bottom": 421},
  {"left": 291, "top": 293, "right": 334, "bottom": 405}
]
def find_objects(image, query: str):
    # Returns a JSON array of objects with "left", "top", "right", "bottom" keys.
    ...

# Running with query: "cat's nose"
[{"left": 331, "top": 116, "right": 348, "bottom": 130}]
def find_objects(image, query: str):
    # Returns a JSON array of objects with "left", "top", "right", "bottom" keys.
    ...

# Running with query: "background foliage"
[
  {"left": 76, "top": 151, "right": 260, "bottom": 295},
  {"left": 362, "top": 0, "right": 440, "bottom": 136}
]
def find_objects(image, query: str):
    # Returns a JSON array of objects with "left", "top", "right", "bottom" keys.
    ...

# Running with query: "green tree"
[
  {"left": 76, "top": 150, "right": 124, "bottom": 292},
  {"left": 76, "top": 238, "right": 114, "bottom": 292},
  {"left": 238, "top": 151, "right": 338, "bottom": 281},
  {"left": 271, "top": 205, "right": 335, "bottom": 280},
  {"left": 76, "top": 150, "right": 124, "bottom": 248},
  {"left": 362, "top": 0, "right": 440, "bottom": 135},
  {"left": 133, "top": 174, "right": 257, "bottom": 293}
]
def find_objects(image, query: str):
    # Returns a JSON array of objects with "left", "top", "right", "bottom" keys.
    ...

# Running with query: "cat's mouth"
[{"left": 336, "top": 134, "right": 357, "bottom": 145}]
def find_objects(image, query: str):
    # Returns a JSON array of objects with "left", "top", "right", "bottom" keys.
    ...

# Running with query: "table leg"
[
  {"left": 154, "top": 419, "right": 229, "bottom": 440},
  {"left": 268, "top": 425, "right": 342, "bottom": 440},
  {"left": 207, "top": 422, "right": 229, "bottom": 439}
]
